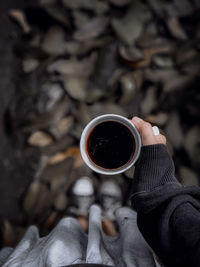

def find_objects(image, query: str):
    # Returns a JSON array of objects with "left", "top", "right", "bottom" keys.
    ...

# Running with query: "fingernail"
[{"left": 133, "top": 116, "right": 142, "bottom": 123}]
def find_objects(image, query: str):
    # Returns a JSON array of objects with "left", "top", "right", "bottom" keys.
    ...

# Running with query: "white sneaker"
[
  {"left": 69, "top": 176, "right": 95, "bottom": 216},
  {"left": 99, "top": 180, "right": 122, "bottom": 220}
]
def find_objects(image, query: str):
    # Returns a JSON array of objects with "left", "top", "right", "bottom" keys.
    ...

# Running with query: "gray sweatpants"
[{"left": 0, "top": 205, "right": 161, "bottom": 267}]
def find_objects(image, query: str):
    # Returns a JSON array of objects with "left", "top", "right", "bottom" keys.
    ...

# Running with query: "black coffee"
[{"left": 86, "top": 121, "right": 135, "bottom": 169}]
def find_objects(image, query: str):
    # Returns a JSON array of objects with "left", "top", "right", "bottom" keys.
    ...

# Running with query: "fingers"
[
  {"left": 131, "top": 116, "right": 166, "bottom": 146},
  {"left": 156, "top": 134, "right": 166, "bottom": 145}
]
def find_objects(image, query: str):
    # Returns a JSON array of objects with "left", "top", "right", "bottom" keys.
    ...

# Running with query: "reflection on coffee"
[{"left": 86, "top": 121, "right": 135, "bottom": 169}]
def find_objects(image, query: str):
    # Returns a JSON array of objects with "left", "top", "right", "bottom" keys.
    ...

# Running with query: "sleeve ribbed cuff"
[{"left": 131, "top": 144, "right": 180, "bottom": 194}]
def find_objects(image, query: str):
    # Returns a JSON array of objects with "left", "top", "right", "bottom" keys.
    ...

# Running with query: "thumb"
[{"left": 131, "top": 116, "right": 166, "bottom": 146}]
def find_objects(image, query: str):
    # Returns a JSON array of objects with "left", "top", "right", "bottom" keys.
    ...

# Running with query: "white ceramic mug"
[{"left": 80, "top": 114, "right": 142, "bottom": 175}]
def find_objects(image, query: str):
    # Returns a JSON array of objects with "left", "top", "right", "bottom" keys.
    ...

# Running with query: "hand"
[{"left": 131, "top": 116, "right": 166, "bottom": 146}]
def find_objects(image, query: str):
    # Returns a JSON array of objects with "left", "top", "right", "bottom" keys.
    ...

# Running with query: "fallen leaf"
[
  {"left": 51, "top": 116, "right": 74, "bottom": 138},
  {"left": 64, "top": 77, "right": 88, "bottom": 101},
  {"left": 129, "top": 46, "right": 171, "bottom": 68},
  {"left": 74, "top": 17, "right": 109, "bottom": 41},
  {"left": 28, "top": 131, "right": 54, "bottom": 147},
  {"left": 9, "top": 9, "right": 31, "bottom": 34},
  {"left": 140, "top": 86, "right": 157, "bottom": 115},
  {"left": 167, "top": 17, "right": 187, "bottom": 40},
  {"left": 41, "top": 26, "right": 68, "bottom": 55},
  {"left": 62, "top": 0, "right": 109, "bottom": 14},
  {"left": 47, "top": 52, "right": 97, "bottom": 77},
  {"left": 112, "top": 1, "right": 151, "bottom": 45},
  {"left": 22, "top": 96, "right": 70, "bottom": 132},
  {"left": 23, "top": 58, "right": 39, "bottom": 73},
  {"left": 119, "top": 72, "right": 137, "bottom": 105},
  {"left": 47, "top": 147, "right": 83, "bottom": 167}
]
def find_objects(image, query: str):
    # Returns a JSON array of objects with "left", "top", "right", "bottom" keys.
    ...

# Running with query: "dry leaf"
[
  {"left": 9, "top": 9, "right": 31, "bottom": 34},
  {"left": 28, "top": 131, "right": 53, "bottom": 147},
  {"left": 48, "top": 147, "right": 83, "bottom": 167},
  {"left": 129, "top": 46, "right": 171, "bottom": 68}
]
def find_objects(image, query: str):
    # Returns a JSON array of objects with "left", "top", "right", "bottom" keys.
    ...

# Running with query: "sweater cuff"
[{"left": 131, "top": 144, "right": 180, "bottom": 194}]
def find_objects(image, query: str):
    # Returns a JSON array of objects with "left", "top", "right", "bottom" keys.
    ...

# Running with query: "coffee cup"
[{"left": 80, "top": 114, "right": 142, "bottom": 175}]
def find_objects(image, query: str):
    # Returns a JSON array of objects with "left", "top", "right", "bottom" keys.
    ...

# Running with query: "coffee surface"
[{"left": 87, "top": 121, "right": 135, "bottom": 169}]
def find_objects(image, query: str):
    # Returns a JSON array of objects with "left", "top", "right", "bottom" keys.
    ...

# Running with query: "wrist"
[{"left": 132, "top": 144, "right": 179, "bottom": 193}]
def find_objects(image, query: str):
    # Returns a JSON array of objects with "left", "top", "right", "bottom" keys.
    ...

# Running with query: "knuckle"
[
  {"left": 145, "top": 122, "right": 152, "bottom": 128},
  {"left": 161, "top": 134, "right": 166, "bottom": 139},
  {"left": 159, "top": 134, "right": 167, "bottom": 144}
]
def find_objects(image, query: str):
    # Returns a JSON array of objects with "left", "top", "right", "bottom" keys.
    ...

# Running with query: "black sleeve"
[{"left": 131, "top": 144, "right": 200, "bottom": 267}]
